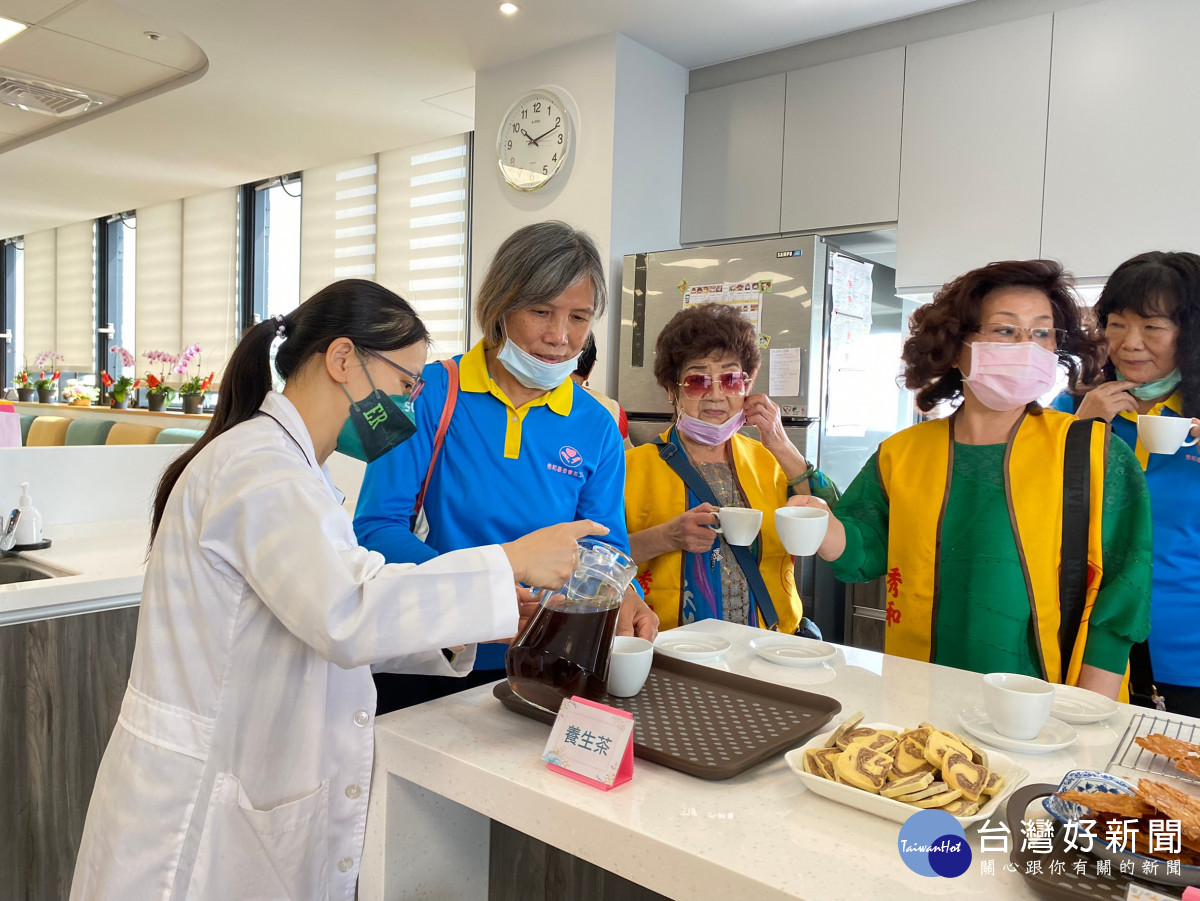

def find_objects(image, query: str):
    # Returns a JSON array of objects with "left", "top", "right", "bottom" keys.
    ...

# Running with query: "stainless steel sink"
[{"left": 0, "top": 557, "right": 75, "bottom": 585}]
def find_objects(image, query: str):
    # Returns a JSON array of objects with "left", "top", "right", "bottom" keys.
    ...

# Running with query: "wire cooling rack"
[{"left": 1107, "top": 711, "right": 1200, "bottom": 785}]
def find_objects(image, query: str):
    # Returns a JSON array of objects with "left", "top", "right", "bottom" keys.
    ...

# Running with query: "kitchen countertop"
[
  {"left": 0, "top": 520, "right": 148, "bottom": 625},
  {"left": 362, "top": 619, "right": 1190, "bottom": 901}
]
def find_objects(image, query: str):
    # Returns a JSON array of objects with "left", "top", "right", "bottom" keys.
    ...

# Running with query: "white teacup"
[
  {"left": 715, "top": 507, "right": 762, "bottom": 546},
  {"left": 774, "top": 506, "right": 829, "bottom": 556},
  {"left": 607, "top": 636, "right": 654, "bottom": 697},
  {"left": 982, "top": 672, "right": 1055, "bottom": 741},
  {"left": 1138, "top": 414, "right": 1198, "bottom": 455}
]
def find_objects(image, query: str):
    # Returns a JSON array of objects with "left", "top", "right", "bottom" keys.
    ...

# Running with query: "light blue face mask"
[
  {"left": 1115, "top": 367, "right": 1183, "bottom": 401},
  {"left": 497, "top": 337, "right": 581, "bottom": 391}
]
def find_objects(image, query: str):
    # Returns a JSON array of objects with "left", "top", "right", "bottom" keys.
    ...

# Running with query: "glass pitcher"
[{"left": 505, "top": 537, "right": 639, "bottom": 712}]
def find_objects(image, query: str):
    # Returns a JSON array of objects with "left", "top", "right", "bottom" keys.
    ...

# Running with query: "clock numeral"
[
  {"left": 543, "top": 165, "right": 549, "bottom": 175},
  {"left": 555, "top": 116, "right": 561, "bottom": 127},
  {"left": 521, "top": 108, "right": 528, "bottom": 119},
  {"left": 552, "top": 153, "right": 557, "bottom": 162},
  {"left": 533, "top": 101, "right": 541, "bottom": 113},
  {"left": 557, "top": 134, "right": 563, "bottom": 145},
  {"left": 510, "top": 157, "right": 515, "bottom": 165},
  {"left": 506, "top": 140, "right": 512, "bottom": 150},
  {"left": 512, "top": 123, "right": 519, "bottom": 133}
]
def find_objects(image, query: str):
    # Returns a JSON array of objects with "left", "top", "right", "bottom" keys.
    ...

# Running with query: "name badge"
[{"left": 542, "top": 696, "right": 634, "bottom": 790}]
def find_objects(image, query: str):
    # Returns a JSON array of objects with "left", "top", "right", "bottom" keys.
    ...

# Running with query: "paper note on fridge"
[{"left": 769, "top": 347, "right": 803, "bottom": 397}]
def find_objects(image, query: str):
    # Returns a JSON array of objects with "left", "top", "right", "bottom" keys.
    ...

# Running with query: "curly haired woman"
[
  {"left": 790, "top": 259, "right": 1152, "bottom": 699},
  {"left": 1051, "top": 251, "right": 1200, "bottom": 716}
]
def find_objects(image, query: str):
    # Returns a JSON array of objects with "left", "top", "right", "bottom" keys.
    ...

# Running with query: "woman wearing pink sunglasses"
[{"left": 625, "top": 303, "right": 817, "bottom": 636}]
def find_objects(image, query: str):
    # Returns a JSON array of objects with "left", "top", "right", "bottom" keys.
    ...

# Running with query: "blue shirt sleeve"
[
  {"left": 353, "top": 360, "right": 446, "bottom": 565},
  {"left": 1048, "top": 391, "right": 1080, "bottom": 414}
]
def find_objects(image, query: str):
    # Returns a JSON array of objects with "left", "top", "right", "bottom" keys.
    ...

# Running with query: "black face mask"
[{"left": 335, "top": 352, "right": 417, "bottom": 463}]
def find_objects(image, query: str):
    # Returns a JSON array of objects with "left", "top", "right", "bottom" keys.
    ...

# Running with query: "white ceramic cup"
[
  {"left": 607, "top": 636, "right": 654, "bottom": 697},
  {"left": 774, "top": 506, "right": 829, "bottom": 556},
  {"left": 982, "top": 672, "right": 1055, "bottom": 741},
  {"left": 1138, "top": 414, "right": 1198, "bottom": 455},
  {"left": 714, "top": 507, "right": 762, "bottom": 546}
]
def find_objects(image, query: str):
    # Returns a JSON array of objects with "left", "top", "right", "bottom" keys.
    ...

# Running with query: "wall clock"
[{"left": 497, "top": 88, "right": 573, "bottom": 192}]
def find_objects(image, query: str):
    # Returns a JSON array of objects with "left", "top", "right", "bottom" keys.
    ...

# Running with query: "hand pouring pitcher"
[{"left": 505, "top": 537, "right": 638, "bottom": 713}]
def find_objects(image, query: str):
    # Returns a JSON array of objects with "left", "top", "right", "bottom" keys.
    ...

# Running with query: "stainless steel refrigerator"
[{"left": 615, "top": 233, "right": 919, "bottom": 641}]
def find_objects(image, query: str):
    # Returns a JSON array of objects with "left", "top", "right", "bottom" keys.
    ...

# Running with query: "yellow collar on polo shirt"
[{"left": 458, "top": 339, "right": 575, "bottom": 459}]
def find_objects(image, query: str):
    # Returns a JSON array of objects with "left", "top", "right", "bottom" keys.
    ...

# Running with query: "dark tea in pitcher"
[{"left": 506, "top": 596, "right": 620, "bottom": 712}]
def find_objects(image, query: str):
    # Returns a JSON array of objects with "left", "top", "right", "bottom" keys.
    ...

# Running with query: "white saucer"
[
  {"left": 748, "top": 634, "right": 836, "bottom": 667},
  {"left": 1050, "top": 684, "right": 1118, "bottom": 725},
  {"left": 956, "top": 705, "right": 1077, "bottom": 754},
  {"left": 653, "top": 632, "right": 731, "bottom": 662}
]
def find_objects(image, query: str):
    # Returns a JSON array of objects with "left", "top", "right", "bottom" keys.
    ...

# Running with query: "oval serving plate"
[
  {"left": 1043, "top": 769, "right": 1200, "bottom": 887},
  {"left": 653, "top": 632, "right": 731, "bottom": 663},
  {"left": 785, "top": 721, "right": 1029, "bottom": 827},
  {"left": 749, "top": 634, "right": 836, "bottom": 667}
]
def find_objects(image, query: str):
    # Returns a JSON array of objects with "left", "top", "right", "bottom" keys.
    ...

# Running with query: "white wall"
[
  {"left": 1, "top": 444, "right": 187, "bottom": 525},
  {"left": 471, "top": 34, "right": 686, "bottom": 394}
]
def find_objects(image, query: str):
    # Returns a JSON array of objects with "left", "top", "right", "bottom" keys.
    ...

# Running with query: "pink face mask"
[
  {"left": 676, "top": 410, "right": 747, "bottom": 446},
  {"left": 961, "top": 341, "right": 1059, "bottom": 411}
]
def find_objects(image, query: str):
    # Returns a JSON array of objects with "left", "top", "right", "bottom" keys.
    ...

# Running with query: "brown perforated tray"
[{"left": 493, "top": 652, "right": 841, "bottom": 780}]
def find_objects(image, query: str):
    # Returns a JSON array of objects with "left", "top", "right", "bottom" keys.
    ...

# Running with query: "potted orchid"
[
  {"left": 101, "top": 346, "right": 141, "bottom": 409},
  {"left": 143, "top": 349, "right": 179, "bottom": 412},
  {"left": 175, "top": 344, "right": 212, "bottom": 414},
  {"left": 12, "top": 362, "right": 33, "bottom": 402},
  {"left": 32, "top": 351, "right": 64, "bottom": 403}
]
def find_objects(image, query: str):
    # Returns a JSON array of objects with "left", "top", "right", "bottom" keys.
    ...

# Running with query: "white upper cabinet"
[
  {"left": 896, "top": 16, "right": 1052, "bottom": 292},
  {"left": 781, "top": 48, "right": 904, "bottom": 234},
  {"left": 1042, "top": 0, "right": 1200, "bottom": 279},
  {"left": 680, "top": 74, "right": 785, "bottom": 244}
]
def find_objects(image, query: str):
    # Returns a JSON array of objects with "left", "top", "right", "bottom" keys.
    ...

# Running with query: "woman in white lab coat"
[{"left": 69, "top": 279, "right": 599, "bottom": 901}]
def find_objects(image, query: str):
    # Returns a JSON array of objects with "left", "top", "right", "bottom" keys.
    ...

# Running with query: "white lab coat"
[{"left": 69, "top": 392, "right": 518, "bottom": 901}]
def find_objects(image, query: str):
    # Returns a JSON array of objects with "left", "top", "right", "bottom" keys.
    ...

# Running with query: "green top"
[{"left": 831, "top": 433, "right": 1152, "bottom": 676}]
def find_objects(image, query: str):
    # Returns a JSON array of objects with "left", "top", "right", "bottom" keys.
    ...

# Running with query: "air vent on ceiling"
[{"left": 0, "top": 68, "right": 111, "bottom": 118}]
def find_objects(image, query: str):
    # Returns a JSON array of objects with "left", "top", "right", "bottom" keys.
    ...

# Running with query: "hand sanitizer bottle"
[{"left": 13, "top": 482, "right": 42, "bottom": 547}]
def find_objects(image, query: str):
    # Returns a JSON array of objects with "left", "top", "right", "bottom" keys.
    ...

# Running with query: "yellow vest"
[
  {"left": 625, "top": 431, "right": 802, "bottom": 632},
  {"left": 877, "top": 410, "right": 1125, "bottom": 696}
]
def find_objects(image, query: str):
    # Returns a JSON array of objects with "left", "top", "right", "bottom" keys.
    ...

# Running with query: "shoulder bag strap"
[
  {"left": 653, "top": 438, "right": 781, "bottom": 630},
  {"left": 1058, "top": 418, "right": 1094, "bottom": 667},
  {"left": 414, "top": 359, "right": 459, "bottom": 516}
]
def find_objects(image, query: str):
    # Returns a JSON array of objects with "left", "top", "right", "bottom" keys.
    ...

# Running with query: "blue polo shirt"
[
  {"left": 354, "top": 340, "right": 631, "bottom": 670},
  {"left": 1052, "top": 391, "right": 1200, "bottom": 686}
]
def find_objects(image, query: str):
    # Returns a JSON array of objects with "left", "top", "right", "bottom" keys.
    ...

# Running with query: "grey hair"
[{"left": 475, "top": 221, "right": 608, "bottom": 348}]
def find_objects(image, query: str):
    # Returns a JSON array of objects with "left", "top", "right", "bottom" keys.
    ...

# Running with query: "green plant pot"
[
  {"left": 181, "top": 394, "right": 204, "bottom": 415},
  {"left": 147, "top": 393, "right": 167, "bottom": 412},
  {"left": 37, "top": 388, "right": 55, "bottom": 404},
  {"left": 16, "top": 388, "right": 35, "bottom": 402}
]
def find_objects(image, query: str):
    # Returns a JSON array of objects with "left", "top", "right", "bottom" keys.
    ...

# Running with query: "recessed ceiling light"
[
  {"left": 498, "top": 2, "right": 519, "bottom": 15},
  {"left": 143, "top": 31, "right": 163, "bottom": 42},
  {"left": 0, "top": 16, "right": 27, "bottom": 46}
]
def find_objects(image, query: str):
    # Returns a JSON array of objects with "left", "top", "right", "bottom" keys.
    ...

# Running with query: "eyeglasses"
[
  {"left": 976, "top": 324, "right": 1067, "bottom": 348},
  {"left": 677, "top": 371, "right": 751, "bottom": 398},
  {"left": 364, "top": 349, "right": 425, "bottom": 400}
]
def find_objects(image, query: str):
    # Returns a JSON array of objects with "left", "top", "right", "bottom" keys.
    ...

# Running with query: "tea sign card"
[{"left": 542, "top": 697, "right": 634, "bottom": 790}]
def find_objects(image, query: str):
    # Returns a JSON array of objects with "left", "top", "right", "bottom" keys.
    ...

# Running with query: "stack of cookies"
[{"left": 801, "top": 712, "right": 1005, "bottom": 817}]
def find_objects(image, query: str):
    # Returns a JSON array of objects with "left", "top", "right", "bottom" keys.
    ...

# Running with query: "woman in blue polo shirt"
[
  {"left": 1053, "top": 250, "right": 1200, "bottom": 717},
  {"left": 355, "top": 221, "right": 658, "bottom": 712}
]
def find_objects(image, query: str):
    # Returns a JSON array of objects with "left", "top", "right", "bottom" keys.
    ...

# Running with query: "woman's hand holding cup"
[
  {"left": 782, "top": 495, "right": 846, "bottom": 560},
  {"left": 667, "top": 503, "right": 719, "bottom": 553}
]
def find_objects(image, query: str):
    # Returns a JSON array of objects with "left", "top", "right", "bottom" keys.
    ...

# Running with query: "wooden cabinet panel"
[
  {"left": 781, "top": 48, "right": 904, "bottom": 234},
  {"left": 1042, "top": 0, "right": 1200, "bottom": 278},
  {"left": 896, "top": 16, "right": 1052, "bottom": 291},
  {"left": 680, "top": 74, "right": 785, "bottom": 244}
]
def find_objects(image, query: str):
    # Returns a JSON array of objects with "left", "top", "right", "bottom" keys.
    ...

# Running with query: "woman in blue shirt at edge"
[
  {"left": 355, "top": 221, "right": 659, "bottom": 713},
  {"left": 1052, "top": 251, "right": 1200, "bottom": 717}
]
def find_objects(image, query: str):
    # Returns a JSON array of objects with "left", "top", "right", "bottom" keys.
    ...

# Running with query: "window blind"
[
  {"left": 299, "top": 155, "right": 378, "bottom": 300},
  {"left": 19, "top": 224, "right": 96, "bottom": 372},
  {"left": 377, "top": 135, "right": 470, "bottom": 359},
  {"left": 135, "top": 189, "right": 239, "bottom": 382},
  {"left": 54, "top": 221, "right": 97, "bottom": 373},
  {"left": 20, "top": 229, "right": 55, "bottom": 366}
]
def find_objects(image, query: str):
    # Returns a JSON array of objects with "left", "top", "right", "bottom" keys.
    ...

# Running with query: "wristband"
[{"left": 787, "top": 463, "right": 817, "bottom": 488}]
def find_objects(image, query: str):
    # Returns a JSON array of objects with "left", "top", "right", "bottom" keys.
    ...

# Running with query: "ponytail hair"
[{"left": 150, "top": 279, "right": 429, "bottom": 541}]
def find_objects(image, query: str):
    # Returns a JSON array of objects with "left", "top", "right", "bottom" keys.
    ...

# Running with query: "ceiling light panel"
[{"left": 0, "top": 15, "right": 26, "bottom": 45}]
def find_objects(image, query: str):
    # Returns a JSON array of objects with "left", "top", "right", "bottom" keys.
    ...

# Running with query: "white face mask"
[{"left": 496, "top": 336, "right": 581, "bottom": 391}]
